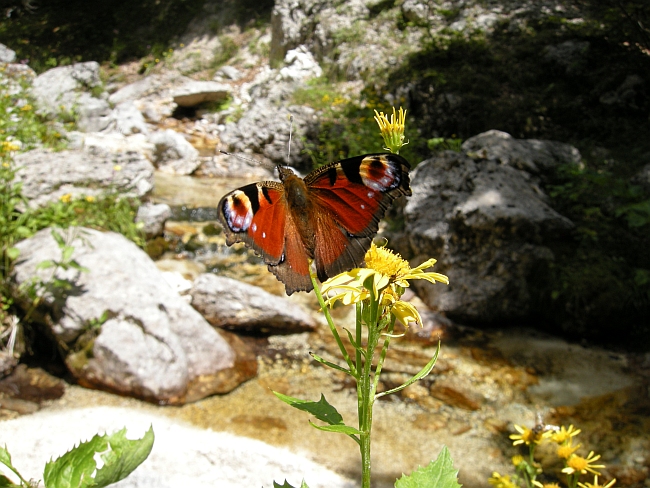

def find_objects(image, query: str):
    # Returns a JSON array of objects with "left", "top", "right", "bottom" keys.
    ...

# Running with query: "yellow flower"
[
  {"left": 551, "top": 425, "right": 581, "bottom": 444},
  {"left": 578, "top": 476, "right": 616, "bottom": 488},
  {"left": 540, "top": 484, "right": 561, "bottom": 488},
  {"left": 488, "top": 472, "right": 517, "bottom": 488},
  {"left": 60, "top": 193, "right": 72, "bottom": 203},
  {"left": 374, "top": 106, "right": 408, "bottom": 154},
  {"left": 562, "top": 451, "right": 606, "bottom": 476},
  {"left": 113, "top": 165, "right": 122, "bottom": 171},
  {"left": 85, "top": 195, "right": 95, "bottom": 203},
  {"left": 321, "top": 242, "right": 448, "bottom": 327},
  {"left": 322, "top": 243, "right": 448, "bottom": 306},
  {"left": 510, "top": 424, "right": 550, "bottom": 446},
  {"left": 1, "top": 140, "right": 20, "bottom": 152},
  {"left": 557, "top": 442, "right": 581, "bottom": 459},
  {"left": 2, "top": 162, "right": 10, "bottom": 168},
  {"left": 20, "top": 104, "right": 32, "bottom": 111},
  {"left": 511, "top": 455, "right": 525, "bottom": 467}
]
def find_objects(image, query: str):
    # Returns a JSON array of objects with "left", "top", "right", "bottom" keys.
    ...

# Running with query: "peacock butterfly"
[{"left": 217, "top": 153, "right": 411, "bottom": 295}]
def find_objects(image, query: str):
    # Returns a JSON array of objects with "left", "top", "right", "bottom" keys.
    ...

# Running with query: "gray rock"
[
  {"left": 599, "top": 74, "right": 645, "bottom": 110},
  {"left": 278, "top": 45, "right": 322, "bottom": 81},
  {"left": 170, "top": 81, "right": 231, "bottom": 107},
  {"left": 136, "top": 203, "right": 173, "bottom": 238},
  {"left": 461, "top": 130, "right": 581, "bottom": 175},
  {"left": 30, "top": 62, "right": 107, "bottom": 130},
  {"left": 14, "top": 147, "right": 154, "bottom": 207},
  {"left": 404, "top": 134, "right": 576, "bottom": 323},
  {"left": 543, "top": 40, "right": 589, "bottom": 74},
  {"left": 106, "top": 101, "right": 149, "bottom": 135},
  {"left": 215, "top": 65, "right": 243, "bottom": 81},
  {"left": 12, "top": 228, "right": 251, "bottom": 404},
  {"left": 0, "top": 43, "right": 16, "bottom": 63},
  {"left": 632, "top": 163, "right": 650, "bottom": 193},
  {"left": 219, "top": 99, "right": 317, "bottom": 168},
  {"left": 149, "top": 129, "right": 201, "bottom": 175},
  {"left": 190, "top": 274, "right": 317, "bottom": 334}
]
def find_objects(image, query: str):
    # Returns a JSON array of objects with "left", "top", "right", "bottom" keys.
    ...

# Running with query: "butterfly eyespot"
[
  {"left": 262, "top": 232, "right": 267, "bottom": 238},
  {"left": 251, "top": 223, "right": 257, "bottom": 233}
]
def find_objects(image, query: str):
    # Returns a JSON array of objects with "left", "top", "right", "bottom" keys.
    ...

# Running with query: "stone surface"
[
  {"left": 11, "top": 228, "right": 254, "bottom": 404},
  {"left": 190, "top": 274, "right": 317, "bottom": 334},
  {"left": 149, "top": 129, "right": 201, "bottom": 175},
  {"left": 0, "top": 43, "right": 16, "bottom": 63},
  {"left": 136, "top": 203, "right": 173, "bottom": 238},
  {"left": 171, "top": 81, "right": 231, "bottom": 107},
  {"left": 14, "top": 147, "right": 154, "bottom": 207},
  {"left": 0, "top": 406, "right": 356, "bottom": 488},
  {"left": 404, "top": 132, "right": 577, "bottom": 323}
]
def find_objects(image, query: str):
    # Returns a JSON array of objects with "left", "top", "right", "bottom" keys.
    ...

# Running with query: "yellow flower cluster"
[
  {"left": 503, "top": 423, "right": 614, "bottom": 488},
  {"left": 321, "top": 243, "right": 448, "bottom": 327}
]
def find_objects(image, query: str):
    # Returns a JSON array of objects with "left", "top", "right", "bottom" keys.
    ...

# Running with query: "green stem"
[
  {"left": 310, "top": 273, "right": 357, "bottom": 376},
  {"left": 358, "top": 287, "right": 382, "bottom": 488}
]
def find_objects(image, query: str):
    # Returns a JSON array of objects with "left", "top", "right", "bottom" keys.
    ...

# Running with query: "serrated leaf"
[
  {"left": 273, "top": 480, "right": 298, "bottom": 488},
  {"left": 395, "top": 446, "right": 461, "bottom": 488},
  {"left": 272, "top": 392, "right": 344, "bottom": 426},
  {"left": 43, "top": 434, "right": 107, "bottom": 488},
  {"left": 43, "top": 427, "right": 154, "bottom": 488},
  {"left": 61, "top": 246, "right": 74, "bottom": 263},
  {"left": 93, "top": 426, "right": 154, "bottom": 488}
]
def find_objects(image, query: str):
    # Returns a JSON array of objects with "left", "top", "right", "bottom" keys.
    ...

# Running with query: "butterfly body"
[{"left": 218, "top": 153, "right": 411, "bottom": 295}]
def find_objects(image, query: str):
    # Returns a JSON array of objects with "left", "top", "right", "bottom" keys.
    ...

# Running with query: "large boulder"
[
  {"left": 190, "top": 274, "right": 317, "bottom": 334},
  {"left": 30, "top": 62, "right": 111, "bottom": 132},
  {"left": 11, "top": 228, "right": 255, "bottom": 404},
  {"left": 13, "top": 147, "right": 154, "bottom": 208},
  {"left": 403, "top": 131, "right": 578, "bottom": 324}
]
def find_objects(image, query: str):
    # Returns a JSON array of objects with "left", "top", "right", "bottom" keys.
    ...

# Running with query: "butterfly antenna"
[
  {"left": 219, "top": 150, "right": 261, "bottom": 165},
  {"left": 287, "top": 114, "right": 294, "bottom": 166}
]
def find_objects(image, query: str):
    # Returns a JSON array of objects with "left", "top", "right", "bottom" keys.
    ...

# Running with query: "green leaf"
[
  {"left": 272, "top": 392, "right": 344, "bottom": 426},
  {"left": 61, "top": 245, "right": 74, "bottom": 263},
  {"left": 5, "top": 247, "right": 19, "bottom": 260},
  {"left": 272, "top": 480, "right": 309, "bottom": 488},
  {"left": 43, "top": 427, "right": 154, "bottom": 488},
  {"left": 51, "top": 230, "right": 66, "bottom": 248},
  {"left": 35, "top": 259, "right": 55, "bottom": 270},
  {"left": 308, "top": 352, "right": 351, "bottom": 375},
  {"left": 376, "top": 342, "right": 440, "bottom": 399},
  {"left": 395, "top": 446, "right": 461, "bottom": 488},
  {"left": 93, "top": 426, "right": 154, "bottom": 488},
  {"left": 0, "top": 446, "right": 23, "bottom": 485},
  {"left": 308, "top": 422, "right": 362, "bottom": 436},
  {"left": 0, "top": 474, "right": 19, "bottom": 487}
]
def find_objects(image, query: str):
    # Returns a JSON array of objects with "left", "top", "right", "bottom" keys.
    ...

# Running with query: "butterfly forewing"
[{"left": 218, "top": 181, "right": 287, "bottom": 264}]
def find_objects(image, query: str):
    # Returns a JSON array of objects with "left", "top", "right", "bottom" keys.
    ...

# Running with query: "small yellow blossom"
[
  {"left": 1, "top": 140, "right": 20, "bottom": 152},
  {"left": 551, "top": 425, "right": 581, "bottom": 444},
  {"left": 2, "top": 162, "right": 10, "bottom": 168},
  {"left": 374, "top": 106, "right": 408, "bottom": 154},
  {"left": 511, "top": 455, "right": 525, "bottom": 467},
  {"left": 20, "top": 104, "right": 32, "bottom": 111},
  {"left": 510, "top": 424, "right": 550, "bottom": 446},
  {"left": 540, "top": 484, "right": 561, "bottom": 488},
  {"left": 557, "top": 442, "right": 581, "bottom": 459},
  {"left": 113, "top": 165, "right": 122, "bottom": 172},
  {"left": 562, "top": 451, "right": 606, "bottom": 476},
  {"left": 60, "top": 193, "right": 72, "bottom": 203},
  {"left": 488, "top": 472, "right": 517, "bottom": 488},
  {"left": 578, "top": 476, "right": 616, "bottom": 488},
  {"left": 85, "top": 195, "right": 95, "bottom": 203}
]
